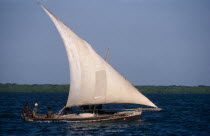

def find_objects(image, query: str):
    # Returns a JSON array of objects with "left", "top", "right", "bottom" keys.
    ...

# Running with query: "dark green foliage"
[
  {"left": 136, "top": 85, "right": 210, "bottom": 93},
  {"left": 0, "top": 83, "right": 209, "bottom": 93},
  {"left": 0, "top": 83, "right": 69, "bottom": 92}
]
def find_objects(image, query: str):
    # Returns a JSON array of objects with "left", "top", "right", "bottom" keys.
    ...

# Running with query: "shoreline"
[{"left": 0, "top": 84, "right": 209, "bottom": 93}]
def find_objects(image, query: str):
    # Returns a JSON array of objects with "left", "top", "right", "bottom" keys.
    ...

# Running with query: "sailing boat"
[{"left": 23, "top": 3, "right": 160, "bottom": 122}]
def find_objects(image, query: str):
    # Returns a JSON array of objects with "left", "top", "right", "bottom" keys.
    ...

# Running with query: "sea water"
[{"left": 0, "top": 92, "right": 209, "bottom": 136}]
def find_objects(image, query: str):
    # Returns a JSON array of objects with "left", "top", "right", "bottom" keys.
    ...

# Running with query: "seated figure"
[
  {"left": 46, "top": 107, "right": 53, "bottom": 118},
  {"left": 22, "top": 103, "right": 32, "bottom": 117}
]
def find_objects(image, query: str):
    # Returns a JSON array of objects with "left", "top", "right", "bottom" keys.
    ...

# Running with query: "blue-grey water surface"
[{"left": 0, "top": 93, "right": 209, "bottom": 136}]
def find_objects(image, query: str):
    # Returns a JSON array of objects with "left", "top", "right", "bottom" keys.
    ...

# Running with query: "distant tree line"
[
  {"left": 0, "top": 83, "right": 209, "bottom": 93},
  {"left": 136, "top": 85, "right": 210, "bottom": 93},
  {"left": 0, "top": 83, "right": 69, "bottom": 92}
]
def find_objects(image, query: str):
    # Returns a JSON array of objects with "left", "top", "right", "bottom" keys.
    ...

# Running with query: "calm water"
[{"left": 0, "top": 93, "right": 209, "bottom": 136}]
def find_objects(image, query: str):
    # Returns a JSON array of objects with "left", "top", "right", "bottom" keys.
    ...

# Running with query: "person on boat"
[
  {"left": 32, "top": 103, "right": 38, "bottom": 118},
  {"left": 96, "top": 104, "right": 103, "bottom": 114},
  {"left": 46, "top": 107, "right": 53, "bottom": 118},
  {"left": 62, "top": 107, "right": 71, "bottom": 115},
  {"left": 22, "top": 103, "right": 32, "bottom": 117}
]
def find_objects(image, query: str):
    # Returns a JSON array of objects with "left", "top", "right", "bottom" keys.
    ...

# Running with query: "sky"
[{"left": 0, "top": 0, "right": 210, "bottom": 86}]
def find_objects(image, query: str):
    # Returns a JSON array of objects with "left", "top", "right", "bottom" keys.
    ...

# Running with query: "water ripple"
[{"left": 0, "top": 93, "right": 209, "bottom": 136}]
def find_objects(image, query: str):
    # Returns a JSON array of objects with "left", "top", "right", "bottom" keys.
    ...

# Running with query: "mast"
[
  {"left": 105, "top": 48, "right": 110, "bottom": 62},
  {"left": 93, "top": 48, "right": 110, "bottom": 112}
]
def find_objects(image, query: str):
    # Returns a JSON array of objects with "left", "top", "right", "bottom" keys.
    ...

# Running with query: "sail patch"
[{"left": 94, "top": 70, "right": 107, "bottom": 101}]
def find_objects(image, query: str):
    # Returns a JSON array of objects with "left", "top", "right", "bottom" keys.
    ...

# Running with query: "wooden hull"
[{"left": 23, "top": 109, "right": 142, "bottom": 122}]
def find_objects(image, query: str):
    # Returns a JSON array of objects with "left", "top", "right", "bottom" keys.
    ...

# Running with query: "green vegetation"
[
  {"left": 0, "top": 83, "right": 69, "bottom": 92},
  {"left": 136, "top": 85, "right": 210, "bottom": 93},
  {"left": 0, "top": 83, "right": 209, "bottom": 93}
]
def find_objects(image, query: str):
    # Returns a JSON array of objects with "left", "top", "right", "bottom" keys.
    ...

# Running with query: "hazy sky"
[{"left": 0, "top": 0, "right": 210, "bottom": 85}]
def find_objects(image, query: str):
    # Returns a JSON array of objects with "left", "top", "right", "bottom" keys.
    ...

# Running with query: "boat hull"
[{"left": 23, "top": 109, "right": 142, "bottom": 122}]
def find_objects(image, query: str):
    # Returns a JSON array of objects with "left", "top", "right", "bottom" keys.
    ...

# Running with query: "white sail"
[{"left": 40, "top": 4, "right": 157, "bottom": 108}]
